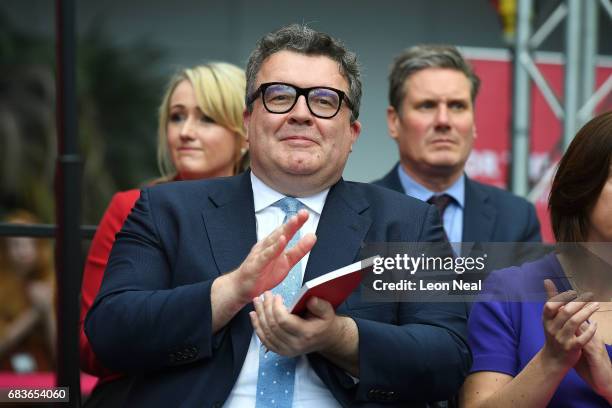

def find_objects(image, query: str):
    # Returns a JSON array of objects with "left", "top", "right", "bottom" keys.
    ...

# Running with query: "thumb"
[
  {"left": 543, "top": 279, "right": 559, "bottom": 300},
  {"left": 306, "top": 297, "right": 333, "bottom": 318}
]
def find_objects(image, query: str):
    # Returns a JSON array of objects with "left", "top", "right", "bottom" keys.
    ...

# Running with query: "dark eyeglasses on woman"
[{"left": 248, "top": 82, "right": 354, "bottom": 119}]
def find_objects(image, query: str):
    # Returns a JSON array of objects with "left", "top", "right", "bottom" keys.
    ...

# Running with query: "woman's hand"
[
  {"left": 574, "top": 321, "right": 612, "bottom": 403},
  {"left": 459, "top": 279, "right": 603, "bottom": 408},
  {"left": 541, "top": 279, "right": 600, "bottom": 369}
]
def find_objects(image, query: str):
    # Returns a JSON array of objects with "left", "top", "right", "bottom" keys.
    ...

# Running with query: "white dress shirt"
[{"left": 223, "top": 172, "right": 341, "bottom": 408}]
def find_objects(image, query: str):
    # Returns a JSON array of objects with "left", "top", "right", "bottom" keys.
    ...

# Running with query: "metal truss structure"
[{"left": 512, "top": 0, "right": 612, "bottom": 197}]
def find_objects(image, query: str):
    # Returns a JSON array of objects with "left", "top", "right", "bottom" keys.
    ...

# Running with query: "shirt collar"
[
  {"left": 250, "top": 172, "right": 328, "bottom": 215},
  {"left": 397, "top": 165, "right": 465, "bottom": 208}
]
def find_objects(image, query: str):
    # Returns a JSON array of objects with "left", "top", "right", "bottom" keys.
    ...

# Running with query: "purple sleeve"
[
  {"left": 467, "top": 265, "right": 524, "bottom": 376},
  {"left": 468, "top": 300, "right": 520, "bottom": 376}
]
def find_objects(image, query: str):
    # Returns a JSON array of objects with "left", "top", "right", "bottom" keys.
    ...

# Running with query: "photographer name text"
[{"left": 372, "top": 279, "right": 481, "bottom": 292}]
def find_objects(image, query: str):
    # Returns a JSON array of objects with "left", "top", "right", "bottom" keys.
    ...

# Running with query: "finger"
[
  {"left": 544, "top": 279, "right": 559, "bottom": 300},
  {"left": 575, "top": 320, "right": 597, "bottom": 347},
  {"left": 258, "top": 234, "right": 288, "bottom": 262},
  {"left": 250, "top": 310, "right": 274, "bottom": 351},
  {"left": 284, "top": 233, "right": 317, "bottom": 267},
  {"left": 544, "top": 294, "right": 584, "bottom": 334},
  {"left": 270, "top": 295, "right": 301, "bottom": 337},
  {"left": 250, "top": 311, "right": 264, "bottom": 338},
  {"left": 548, "top": 288, "right": 579, "bottom": 303},
  {"left": 254, "top": 295, "right": 269, "bottom": 332},
  {"left": 295, "top": 208, "right": 310, "bottom": 224},
  {"left": 251, "top": 214, "right": 305, "bottom": 271},
  {"left": 249, "top": 234, "right": 287, "bottom": 275},
  {"left": 543, "top": 288, "right": 578, "bottom": 320},
  {"left": 576, "top": 321, "right": 590, "bottom": 335},
  {"left": 281, "top": 210, "right": 310, "bottom": 243},
  {"left": 305, "top": 297, "right": 334, "bottom": 319},
  {"left": 273, "top": 213, "right": 307, "bottom": 244},
  {"left": 559, "top": 302, "right": 600, "bottom": 338},
  {"left": 251, "top": 216, "right": 302, "bottom": 261},
  {"left": 554, "top": 291, "right": 595, "bottom": 325},
  {"left": 252, "top": 221, "right": 287, "bottom": 253},
  {"left": 548, "top": 295, "right": 594, "bottom": 334},
  {"left": 251, "top": 318, "right": 279, "bottom": 354},
  {"left": 260, "top": 292, "right": 285, "bottom": 350},
  {"left": 263, "top": 292, "right": 278, "bottom": 331},
  {"left": 253, "top": 294, "right": 285, "bottom": 353},
  {"left": 291, "top": 209, "right": 310, "bottom": 227}
]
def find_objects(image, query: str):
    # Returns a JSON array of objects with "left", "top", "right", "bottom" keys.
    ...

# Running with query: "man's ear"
[
  {"left": 349, "top": 119, "right": 361, "bottom": 145},
  {"left": 387, "top": 106, "right": 400, "bottom": 141},
  {"left": 243, "top": 109, "right": 251, "bottom": 142}
]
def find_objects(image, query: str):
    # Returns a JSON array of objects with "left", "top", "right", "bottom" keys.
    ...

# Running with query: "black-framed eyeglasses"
[{"left": 247, "top": 82, "right": 354, "bottom": 119}]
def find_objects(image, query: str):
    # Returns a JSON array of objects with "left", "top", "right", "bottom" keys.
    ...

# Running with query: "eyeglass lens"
[{"left": 263, "top": 84, "right": 341, "bottom": 118}]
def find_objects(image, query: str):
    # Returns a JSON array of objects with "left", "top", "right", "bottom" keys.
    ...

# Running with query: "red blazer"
[{"left": 79, "top": 189, "right": 140, "bottom": 381}]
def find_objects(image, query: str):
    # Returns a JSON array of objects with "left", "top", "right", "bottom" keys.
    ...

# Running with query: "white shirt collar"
[
  {"left": 397, "top": 165, "right": 465, "bottom": 208},
  {"left": 250, "top": 172, "right": 329, "bottom": 215}
]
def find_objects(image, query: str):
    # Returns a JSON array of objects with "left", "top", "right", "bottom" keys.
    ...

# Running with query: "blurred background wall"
[{"left": 1, "top": 0, "right": 611, "bottom": 224}]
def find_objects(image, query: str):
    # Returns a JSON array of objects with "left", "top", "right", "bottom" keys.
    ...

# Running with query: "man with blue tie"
[
  {"left": 86, "top": 25, "right": 470, "bottom": 407},
  {"left": 374, "top": 45, "right": 541, "bottom": 244}
]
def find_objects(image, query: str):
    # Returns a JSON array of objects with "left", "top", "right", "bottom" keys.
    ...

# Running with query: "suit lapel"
[
  {"left": 202, "top": 173, "right": 257, "bottom": 275},
  {"left": 303, "top": 180, "right": 372, "bottom": 283},
  {"left": 201, "top": 172, "right": 257, "bottom": 376},
  {"left": 463, "top": 178, "right": 496, "bottom": 243}
]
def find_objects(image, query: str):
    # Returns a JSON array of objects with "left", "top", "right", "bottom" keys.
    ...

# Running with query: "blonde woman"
[{"left": 79, "top": 63, "right": 247, "bottom": 393}]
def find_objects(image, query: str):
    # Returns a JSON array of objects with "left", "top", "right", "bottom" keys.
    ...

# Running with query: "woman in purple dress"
[{"left": 460, "top": 111, "right": 612, "bottom": 407}]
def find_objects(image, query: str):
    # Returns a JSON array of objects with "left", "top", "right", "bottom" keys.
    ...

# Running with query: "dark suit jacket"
[
  {"left": 373, "top": 164, "right": 542, "bottom": 243},
  {"left": 85, "top": 172, "right": 470, "bottom": 407}
]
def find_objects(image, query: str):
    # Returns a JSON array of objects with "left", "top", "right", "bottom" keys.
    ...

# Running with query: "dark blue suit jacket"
[
  {"left": 373, "top": 164, "right": 542, "bottom": 243},
  {"left": 85, "top": 172, "right": 470, "bottom": 407}
]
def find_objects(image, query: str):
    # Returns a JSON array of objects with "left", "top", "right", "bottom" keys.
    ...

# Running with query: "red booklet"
[{"left": 289, "top": 255, "right": 379, "bottom": 315}]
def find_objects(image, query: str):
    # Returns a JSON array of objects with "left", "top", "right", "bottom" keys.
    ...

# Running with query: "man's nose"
[
  {"left": 287, "top": 95, "right": 313, "bottom": 125},
  {"left": 435, "top": 104, "right": 450, "bottom": 125}
]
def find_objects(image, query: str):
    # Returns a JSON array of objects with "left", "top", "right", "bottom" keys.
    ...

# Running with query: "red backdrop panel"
[{"left": 465, "top": 55, "right": 612, "bottom": 243}]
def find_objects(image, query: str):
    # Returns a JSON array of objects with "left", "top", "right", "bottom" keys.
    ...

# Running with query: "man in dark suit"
[
  {"left": 374, "top": 45, "right": 541, "bottom": 244},
  {"left": 86, "top": 25, "right": 470, "bottom": 407}
]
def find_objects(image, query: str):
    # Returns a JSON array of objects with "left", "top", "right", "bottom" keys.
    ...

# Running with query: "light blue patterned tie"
[{"left": 255, "top": 197, "right": 304, "bottom": 408}]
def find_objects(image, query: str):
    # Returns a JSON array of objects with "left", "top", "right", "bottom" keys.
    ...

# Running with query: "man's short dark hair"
[
  {"left": 245, "top": 23, "right": 361, "bottom": 121},
  {"left": 388, "top": 45, "right": 481, "bottom": 111}
]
